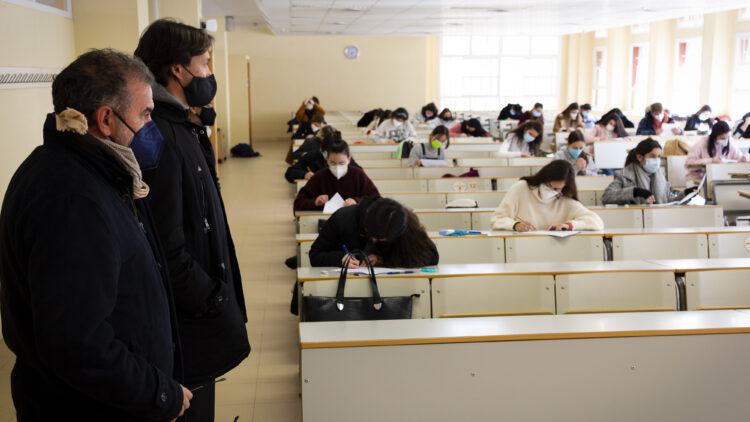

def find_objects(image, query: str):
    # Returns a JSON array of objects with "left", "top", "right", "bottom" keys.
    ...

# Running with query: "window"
[
  {"left": 677, "top": 14, "right": 703, "bottom": 28},
  {"left": 592, "top": 47, "right": 607, "bottom": 110},
  {"left": 731, "top": 33, "right": 750, "bottom": 119},
  {"left": 439, "top": 34, "right": 560, "bottom": 112},
  {"left": 2, "top": 0, "right": 71, "bottom": 17},
  {"left": 739, "top": 8, "right": 750, "bottom": 21},
  {"left": 628, "top": 43, "right": 649, "bottom": 112},
  {"left": 672, "top": 38, "right": 702, "bottom": 115}
]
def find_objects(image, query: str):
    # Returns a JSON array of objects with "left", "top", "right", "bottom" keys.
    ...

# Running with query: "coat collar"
[{"left": 151, "top": 83, "right": 190, "bottom": 123}]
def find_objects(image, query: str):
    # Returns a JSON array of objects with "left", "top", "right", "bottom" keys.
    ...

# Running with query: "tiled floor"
[{"left": 0, "top": 138, "right": 302, "bottom": 421}]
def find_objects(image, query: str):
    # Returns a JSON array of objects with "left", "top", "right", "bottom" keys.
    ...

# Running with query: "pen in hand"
[{"left": 191, "top": 377, "right": 226, "bottom": 392}]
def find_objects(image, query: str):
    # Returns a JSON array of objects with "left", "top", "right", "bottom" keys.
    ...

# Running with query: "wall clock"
[{"left": 344, "top": 45, "right": 359, "bottom": 60}]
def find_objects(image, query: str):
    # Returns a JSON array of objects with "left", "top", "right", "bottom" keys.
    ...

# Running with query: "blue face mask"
[
  {"left": 643, "top": 157, "right": 660, "bottom": 174},
  {"left": 582, "top": 111, "right": 589, "bottom": 119},
  {"left": 569, "top": 148, "right": 582, "bottom": 159},
  {"left": 523, "top": 133, "right": 536, "bottom": 143},
  {"left": 322, "top": 150, "right": 328, "bottom": 159},
  {"left": 532, "top": 110, "right": 542, "bottom": 118},
  {"left": 113, "top": 111, "right": 165, "bottom": 170}
]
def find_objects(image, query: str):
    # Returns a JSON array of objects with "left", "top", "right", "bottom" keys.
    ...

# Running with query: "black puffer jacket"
[
  {"left": 144, "top": 84, "right": 250, "bottom": 384},
  {"left": 0, "top": 114, "right": 183, "bottom": 421}
]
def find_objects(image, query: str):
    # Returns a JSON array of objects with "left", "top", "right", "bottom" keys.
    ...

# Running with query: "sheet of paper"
[
  {"left": 420, "top": 159, "right": 448, "bottom": 167},
  {"left": 660, "top": 123, "right": 679, "bottom": 134},
  {"left": 336, "top": 267, "right": 415, "bottom": 276},
  {"left": 323, "top": 193, "right": 345, "bottom": 214},
  {"left": 524, "top": 230, "right": 582, "bottom": 238}
]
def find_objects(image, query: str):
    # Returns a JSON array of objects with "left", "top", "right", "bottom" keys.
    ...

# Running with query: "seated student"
[
  {"left": 374, "top": 108, "right": 418, "bottom": 144},
  {"left": 293, "top": 140, "right": 379, "bottom": 211},
  {"left": 636, "top": 102, "right": 683, "bottom": 136},
  {"left": 519, "top": 102, "right": 544, "bottom": 125},
  {"left": 357, "top": 108, "right": 383, "bottom": 127},
  {"left": 685, "top": 121, "right": 749, "bottom": 182},
  {"left": 734, "top": 112, "right": 750, "bottom": 139},
  {"left": 296, "top": 96, "right": 325, "bottom": 123},
  {"left": 430, "top": 108, "right": 459, "bottom": 129},
  {"left": 413, "top": 102, "right": 438, "bottom": 125},
  {"left": 684, "top": 105, "right": 715, "bottom": 132},
  {"left": 291, "top": 113, "right": 325, "bottom": 140},
  {"left": 498, "top": 103, "right": 523, "bottom": 120},
  {"left": 555, "top": 130, "right": 598, "bottom": 176},
  {"left": 553, "top": 102, "right": 585, "bottom": 133},
  {"left": 585, "top": 111, "right": 629, "bottom": 142},
  {"left": 366, "top": 109, "right": 390, "bottom": 135},
  {"left": 309, "top": 197, "right": 439, "bottom": 268},
  {"left": 449, "top": 118, "right": 489, "bottom": 137},
  {"left": 289, "top": 124, "right": 336, "bottom": 164},
  {"left": 498, "top": 121, "right": 543, "bottom": 157},
  {"left": 581, "top": 103, "right": 595, "bottom": 125},
  {"left": 601, "top": 138, "right": 696, "bottom": 205},
  {"left": 597, "top": 107, "right": 635, "bottom": 128},
  {"left": 284, "top": 129, "right": 361, "bottom": 183},
  {"left": 490, "top": 160, "right": 604, "bottom": 231},
  {"left": 408, "top": 125, "right": 450, "bottom": 167}
]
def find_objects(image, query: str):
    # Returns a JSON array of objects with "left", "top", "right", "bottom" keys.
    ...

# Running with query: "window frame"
[{"left": 2, "top": 0, "right": 72, "bottom": 18}]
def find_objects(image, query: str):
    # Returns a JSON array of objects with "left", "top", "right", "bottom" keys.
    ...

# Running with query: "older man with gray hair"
[{"left": 0, "top": 49, "right": 191, "bottom": 421}]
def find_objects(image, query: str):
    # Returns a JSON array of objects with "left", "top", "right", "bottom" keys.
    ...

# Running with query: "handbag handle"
[{"left": 335, "top": 250, "right": 384, "bottom": 312}]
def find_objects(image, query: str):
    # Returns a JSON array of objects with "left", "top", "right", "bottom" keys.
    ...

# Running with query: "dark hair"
[
  {"left": 521, "top": 160, "right": 578, "bottom": 200},
  {"left": 598, "top": 111, "right": 628, "bottom": 137},
  {"left": 421, "top": 102, "right": 438, "bottom": 120},
  {"left": 561, "top": 102, "right": 580, "bottom": 115},
  {"left": 696, "top": 104, "right": 711, "bottom": 114},
  {"left": 534, "top": 103, "right": 543, "bottom": 109},
  {"left": 312, "top": 96, "right": 320, "bottom": 104},
  {"left": 319, "top": 128, "right": 342, "bottom": 152},
  {"left": 311, "top": 113, "right": 326, "bottom": 124},
  {"left": 379, "top": 109, "right": 392, "bottom": 125},
  {"left": 134, "top": 18, "right": 214, "bottom": 86},
  {"left": 461, "top": 118, "right": 488, "bottom": 137},
  {"left": 326, "top": 139, "right": 350, "bottom": 157},
  {"left": 508, "top": 120, "right": 543, "bottom": 156},
  {"left": 430, "top": 125, "right": 450, "bottom": 149},
  {"left": 707, "top": 121, "right": 731, "bottom": 158},
  {"left": 52, "top": 49, "right": 155, "bottom": 124},
  {"left": 438, "top": 108, "right": 453, "bottom": 121},
  {"left": 393, "top": 107, "right": 409, "bottom": 120},
  {"left": 649, "top": 103, "right": 663, "bottom": 114},
  {"left": 365, "top": 200, "right": 436, "bottom": 268},
  {"left": 567, "top": 130, "right": 589, "bottom": 161},
  {"left": 625, "top": 138, "right": 662, "bottom": 166},
  {"left": 581, "top": 103, "right": 592, "bottom": 111},
  {"left": 371, "top": 108, "right": 383, "bottom": 118}
]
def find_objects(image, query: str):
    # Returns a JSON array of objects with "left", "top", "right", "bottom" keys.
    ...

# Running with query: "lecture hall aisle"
[{"left": 0, "top": 138, "right": 303, "bottom": 422}]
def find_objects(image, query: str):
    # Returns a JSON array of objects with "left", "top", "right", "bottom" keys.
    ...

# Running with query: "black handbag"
[{"left": 302, "top": 251, "right": 418, "bottom": 322}]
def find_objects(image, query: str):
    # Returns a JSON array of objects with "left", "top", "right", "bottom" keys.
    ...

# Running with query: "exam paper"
[
  {"left": 323, "top": 193, "right": 345, "bottom": 214},
  {"left": 525, "top": 230, "right": 582, "bottom": 238}
]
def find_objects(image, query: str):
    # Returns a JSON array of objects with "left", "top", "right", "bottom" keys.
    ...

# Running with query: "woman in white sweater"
[{"left": 490, "top": 160, "right": 604, "bottom": 231}]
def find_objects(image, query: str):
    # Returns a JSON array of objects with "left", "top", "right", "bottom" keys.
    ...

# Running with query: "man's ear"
[
  {"left": 91, "top": 105, "right": 116, "bottom": 138},
  {"left": 171, "top": 64, "right": 185, "bottom": 84}
]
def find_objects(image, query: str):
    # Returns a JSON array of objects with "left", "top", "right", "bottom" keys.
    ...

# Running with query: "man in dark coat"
[
  {"left": 135, "top": 19, "right": 250, "bottom": 421},
  {"left": 0, "top": 49, "right": 190, "bottom": 421}
]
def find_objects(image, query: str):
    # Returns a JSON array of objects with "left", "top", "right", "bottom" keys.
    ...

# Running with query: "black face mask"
[
  {"left": 199, "top": 107, "right": 216, "bottom": 126},
  {"left": 182, "top": 67, "right": 217, "bottom": 107}
]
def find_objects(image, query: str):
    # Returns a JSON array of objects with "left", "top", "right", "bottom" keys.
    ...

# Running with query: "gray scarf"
[{"left": 629, "top": 162, "right": 669, "bottom": 204}]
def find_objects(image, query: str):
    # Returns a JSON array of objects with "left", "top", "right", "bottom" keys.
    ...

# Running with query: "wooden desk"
[{"left": 300, "top": 311, "right": 750, "bottom": 422}]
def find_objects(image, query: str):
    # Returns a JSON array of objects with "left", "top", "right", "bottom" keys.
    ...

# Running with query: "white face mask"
[
  {"left": 393, "top": 119, "right": 404, "bottom": 128},
  {"left": 570, "top": 112, "right": 578, "bottom": 119},
  {"left": 606, "top": 123, "right": 615, "bottom": 132},
  {"left": 329, "top": 163, "right": 348, "bottom": 179},
  {"left": 654, "top": 113, "right": 664, "bottom": 122},
  {"left": 699, "top": 112, "right": 710, "bottom": 121},
  {"left": 306, "top": 103, "right": 314, "bottom": 111},
  {"left": 312, "top": 125, "right": 321, "bottom": 133},
  {"left": 716, "top": 137, "right": 729, "bottom": 148},
  {"left": 539, "top": 184, "right": 560, "bottom": 200}
]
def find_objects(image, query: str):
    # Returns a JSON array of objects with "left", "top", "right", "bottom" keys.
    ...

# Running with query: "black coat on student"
[
  {"left": 145, "top": 85, "right": 250, "bottom": 385},
  {"left": 357, "top": 109, "right": 378, "bottom": 127},
  {"left": 684, "top": 114, "right": 715, "bottom": 131},
  {"left": 291, "top": 121, "right": 315, "bottom": 140},
  {"left": 498, "top": 103, "right": 522, "bottom": 120},
  {"left": 0, "top": 114, "right": 184, "bottom": 421},
  {"left": 285, "top": 150, "right": 362, "bottom": 183},
  {"left": 735, "top": 112, "right": 750, "bottom": 138},
  {"left": 309, "top": 196, "right": 439, "bottom": 267}
]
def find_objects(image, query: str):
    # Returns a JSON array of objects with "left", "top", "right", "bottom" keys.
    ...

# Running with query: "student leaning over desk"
[
  {"left": 408, "top": 125, "right": 450, "bottom": 167},
  {"left": 684, "top": 121, "right": 749, "bottom": 182},
  {"left": 636, "top": 102, "right": 683, "bottom": 136},
  {"left": 309, "top": 197, "right": 439, "bottom": 268},
  {"left": 601, "top": 138, "right": 696, "bottom": 205},
  {"left": 498, "top": 120, "right": 543, "bottom": 157},
  {"left": 450, "top": 117, "right": 490, "bottom": 138},
  {"left": 555, "top": 130, "right": 598, "bottom": 176},
  {"left": 413, "top": 102, "right": 438, "bottom": 125},
  {"left": 285, "top": 128, "right": 361, "bottom": 183},
  {"left": 490, "top": 160, "right": 604, "bottom": 231},
  {"left": 374, "top": 107, "right": 418, "bottom": 144},
  {"left": 684, "top": 105, "right": 715, "bottom": 132},
  {"left": 585, "top": 111, "right": 629, "bottom": 143},
  {"left": 553, "top": 102, "right": 585, "bottom": 133},
  {"left": 430, "top": 107, "right": 460, "bottom": 129},
  {"left": 519, "top": 102, "right": 544, "bottom": 125}
]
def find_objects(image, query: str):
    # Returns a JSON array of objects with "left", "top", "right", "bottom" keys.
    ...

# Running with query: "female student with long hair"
[
  {"left": 553, "top": 102, "right": 584, "bottom": 133},
  {"left": 585, "top": 111, "right": 629, "bottom": 143},
  {"left": 684, "top": 105, "right": 715, "bottom": 132},
  {"left": 431, "top": 108, "right": 459, "bottom": 129},
  {"left": 601, "top": 138, "right": 696, "bottom": 204},
  {"left": 408, "top": 125, "right": 450, "bottom": 167},
  {"left": 309, "top": 197, "right": 439, "bottom": 268},
  {"left": 498, "top": 120, "right": 543, "bottom": 157},
  {"left": 413, "top": 102, "right": 438, "bottom": 125},
  {"left": 555, "top": 130, "right": 598, "bottom": 175},
  {"left": 490, "top": 160, "right": 604, "bottom": 231},
  {"left": 685, "top": 121, "right": 748, "bottom": 182},
  {"left": 519, "top": 102, "right": 544, "bottom": 125},
  {"left": 449, "top": 118, "right": 489, "bottom": 137}
]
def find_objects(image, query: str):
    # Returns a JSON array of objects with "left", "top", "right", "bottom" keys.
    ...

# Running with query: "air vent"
[{"left": 0, "top": 67, "right": 59, "bottom": 90}]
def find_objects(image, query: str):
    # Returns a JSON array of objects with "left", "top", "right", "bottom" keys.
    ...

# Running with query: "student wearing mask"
[
  {"left": 555, "top": 130, "right": 598, "bottom": 176},
  {"left": 597, "top": 108, "right": 635, "bottom": 128},
  {"left": 581, "top": 103, "right": 596, "bottom": 125},
  {"left": 292, "top": 113, "right": 325, "bottom": 140},
  {"left": 734, "top": 112, "right": 750, "bottom": 139},
  {"left": 413, "top": 102, "right": 438, "bottom": 125},
  {"left": 685, "top": 121, "right": 748, "bottom": 182},
  {"left": 293, "top": 140, "right": 380, "bottom": 211},
  {"left": 431, "top": 108, "right": 459, "bottom": 129},
  {"left": 289, "top": 124, "right": 335, "bottom": 164},
  {"left": 135, "top": 20, "right": 250, "bottom": 421},
  {"left": 490, "top": 160, "right": 604, "bottom": 231},
  {"left": 365, "top": 109, "right": 390, "bottom": 135},
  {"left": 553, "top": 102, "right": 585, "bottom": 133},
  {"left": 498, "top": 103, "right": 523, "bottom": 120},
  {"left": 374, "top": 107, "right": 418, "bottom": 144},
  {"left": 285, "top": 129, "right": 362, "bottom": 183},
  {"left": 498, "top": 121, "right": 543, "bottom": 157},
  {"left": 309, "top": 197, "right": 439, "bottom": 268},
  {"left": 519, "top": 102, "right": 544, "bottom": 125},
  {"left": 188, "top": 104, "right": 219, "bottom": 184},
  {"left": 636, "top": 103, "right": 683, "bottom": 136},
  {"left": 408, "top": 125, "right": 450, "bottom": 167},
  {"left": 684, "top": 105, "right": 715, "bottom": 132},
  {"left": 450, "top": 118, "right": 489, "bottom": 137},
  {"left": 601, "top": 138, "right": 696, "bottom": 205},
  {"left": 586, "top": 112, "right": 629, "bottom": 142},
  {"left": 296, "top": 96, "right": 325, "bottom": 123}
]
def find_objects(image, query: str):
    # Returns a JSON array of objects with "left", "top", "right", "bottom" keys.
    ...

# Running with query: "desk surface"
[
  {"left": 648, "top": 258, "right": 750, "bottom": 272},
  {"left": 294, "top": 205, "right": 721, "bottom": 217},
  {"left": 299, "top": 310, "right": 750, "bottom": 349}
]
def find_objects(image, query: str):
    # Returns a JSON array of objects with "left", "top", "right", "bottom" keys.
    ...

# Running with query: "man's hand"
[
  {"left": 576, "top": 157, "right": 587, "bottom": 171},
  {"left": 170, "top": 385, "right": 192, "bottom": 421},
  {"left": 343, "top": 198, "right": 357, "bottom": 206},
  {"left": 314, "top": 195, "right": 329, "bottom": 206}
]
